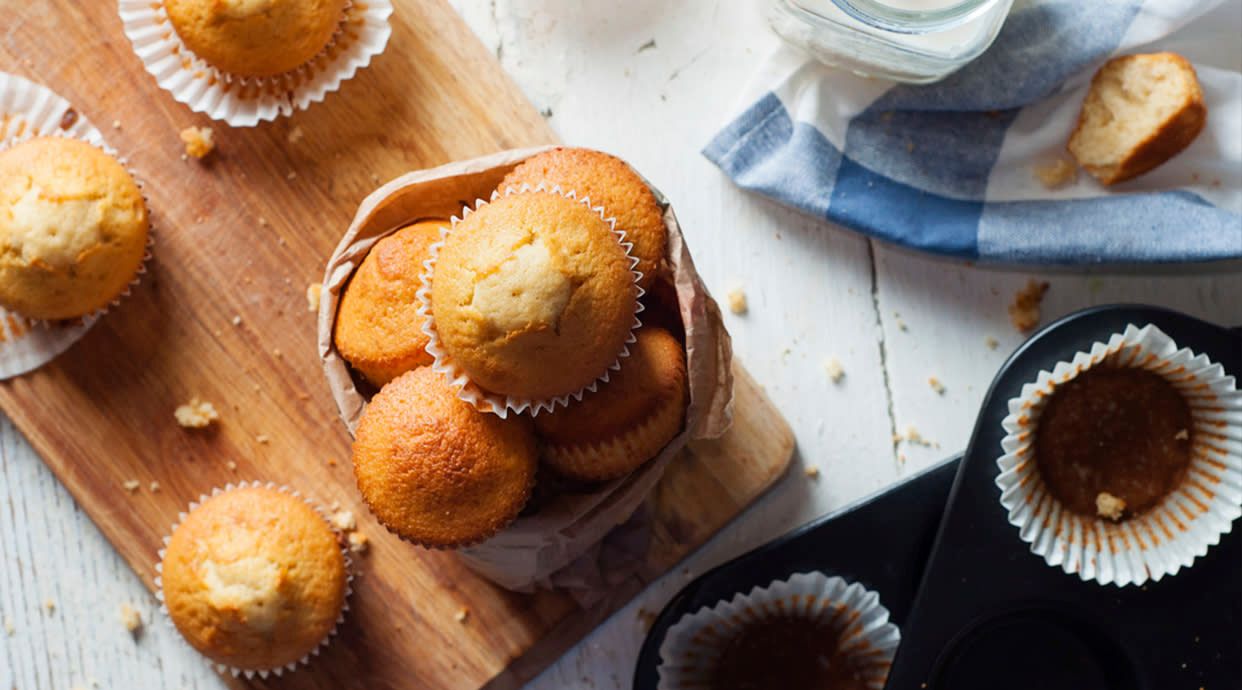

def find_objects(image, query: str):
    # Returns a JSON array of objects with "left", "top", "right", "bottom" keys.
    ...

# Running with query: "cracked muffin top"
[
  {"left": 0, "top": 137, "right": 148, "bottom": 320},
  {"left": 160, "top": 485, "right": 348, "bottom": 672},
  {"left": 429, "top": 189, "right": 638, "bottom": 402},
  {"left": 165, "top": 0, "right": 347, "bottom": 78}
]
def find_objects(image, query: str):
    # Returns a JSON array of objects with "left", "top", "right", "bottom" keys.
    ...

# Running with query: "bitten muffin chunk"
[
  {"left": 351, "top": 367, "right": 538, "bottom": 547},
  {"left": 165, "top": 0, "right": 348, "bottom": 78},
  {"left": 500, "top": 148, "right": 666, "bottom": 290},
  {"left": 430, "top": 190, "right": 638, "bottom": 402},
  {"left": 534, "top": 326, "right": 687, "bottom": 482},
  {"left": 159, "top": 485, "right": 348, "bottom": 673},
  {"left": 335, "top": 220, "right": 444, "bottom": 387},
  {"left": 0, "top": 137, "right": 148, "bottom": 320}
]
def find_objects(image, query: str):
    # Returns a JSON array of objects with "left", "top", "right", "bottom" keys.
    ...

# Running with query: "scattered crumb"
[
  {"left": 255, "top": 434, "right": 270, "bottom": 445},
  {"left": 174, "top": 398, "right": 219, "bottom": 429},
  {"left": 231, "top": 314, "right": 242, "bottom": 326},
  {"left": 804, "top": 465, "right": 820, "bottom": 479},
  {"left": 226, "top": 460, "right": 238, "bottom": 471},
  {"left": 119, "top": 603, "right": 142, "bottom": 635},
  {"left": 1009, "top": 280, "right": 1049, "bottom": 333},
  {"left": 286, "top": 125, "right": 304, "bottom": 144},
  {"left": 824, "top": 357, "right": 845, "bottom": 383},
  {"left": 894, "top": 312, "right": 908, "bottom": 331},
  {"left": 370, "top": 172, "right": 381, "bottom": 184},
  {"left": 149, "top": 481, "right": 160, "bottom": 493},
  {"left": 898, "top": 452, "right": 907, "bottom": 463},
  {"left": 347, "top": 531, "right": 369, "bottom": 553},
  {"left": 122, "top": 479, "right": 141, "bottom": 493},
  {"left": 895, "top": 426, "right": 938, "bottom": 449},
  {"left": 454, "top": 608, "right": 470, "bottom": 623},
  {"left": 985, "top": 335, "right": 999, "bottom": 350},
  {"left": 272, "top": 348, "right": 282, "bottom": 359},
  {"left": 330, "top": 509, "right": 356, "bottom": 532},
  {"left": 258, "top": 217, "right": 269, "bottom": 227},
  {"left": 111, "top": 120, "right": 121, "bottom": 130},
  {"left": 327, "top": 458, "right": 338, "bottom": 467},
  {"left": 44, "top": 599, "right": 55, "bottom": 614},
  {"left": 726, "top": 287, "right": 747, "bottom": 315},
  {"left": 4, "top": 616, "right": 14, "bottom": 636},
  {"left": 286, "top": 170, "right": 298, "bottom": 180},
  {"left": 1175, "top": 428, "right": 1190, "bottom": 440},
  {"left": 1095, "top": 491, "right": 1126, "bottom": 521},
  {"left": 179, "top": 153, "right": 188, "bottom": 162},
  {"left": 306, "top": 283, "right": 322, "bottom": 312},
  {"left": 928, "top": 376, "right": 945, "bottom": 395},
  {"left": 1032, "top": 157, "right": 1078, "bottom": 189},
  {"left": 179, "top": 126, "right": 215, "bottom": 159}
]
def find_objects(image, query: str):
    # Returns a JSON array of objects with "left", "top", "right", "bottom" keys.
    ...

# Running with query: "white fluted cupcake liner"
[
  {"left": 416, "top": 183, "right": 646, "bottom": 418},
  {"left": 658, "top": 572, "right": 900, "bottom": 690},
  {"left": 0, "top": 72, "right": 154, "bottom": 380},
  {"left": 119, "top": 0, "right": 392, "bottom": 127},
  {"left": 154, "top": 481, "right": 354, "bottom": 679},
  {"left": 996, "top": 323, "right": 1242, "bottom": 587}
]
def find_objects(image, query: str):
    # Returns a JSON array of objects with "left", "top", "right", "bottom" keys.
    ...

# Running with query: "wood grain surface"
[{"left": 0, "top": 2, "right": 794, "bottom": 689}]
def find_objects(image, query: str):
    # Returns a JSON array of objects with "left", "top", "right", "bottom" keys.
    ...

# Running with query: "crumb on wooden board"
[
  {"left": 174, "top": 398, "right": 219, "bottom": 429},
  {"left": 179, "top": 126, "right": 214, "bottom": 159}
]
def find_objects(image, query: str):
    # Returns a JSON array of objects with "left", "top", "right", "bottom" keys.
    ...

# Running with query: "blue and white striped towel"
[{"left": 704, "top": 0, "right": 1242, "bottom": 263}]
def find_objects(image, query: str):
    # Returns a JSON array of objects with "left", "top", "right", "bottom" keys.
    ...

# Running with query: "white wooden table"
[{"left": 2, "top": 2, "right": 1239, "bottom": 688}]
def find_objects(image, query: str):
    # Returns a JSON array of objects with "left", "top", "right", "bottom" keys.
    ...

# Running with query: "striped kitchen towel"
[{"left": 704, "top": 0, "right": 1242, "bottom": 263}]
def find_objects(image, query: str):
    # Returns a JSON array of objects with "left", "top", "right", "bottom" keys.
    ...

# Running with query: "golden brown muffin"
[
  {"left": 534, "top": 327, "right": 687, "bottom": 482},
  {"left": 0, "top": 137, "right": 149, "bottom": 320},
  {"left": 334, "top": 220, "right": 445, "bottom": 387},
  {"left": 351, "top": 367, "right": 538, "bottom": 547},
  {"left": 430, "top": 190, "right": 638, "bottom": 402},
  {"left": 159, "top": 485, "right": 348, "bottom": 673},
  {"left": 165, "top": 0, "right": 347, "bottom": 78},
  {"left": 500, "top": 148, "right": 666, "bottom": 290}
]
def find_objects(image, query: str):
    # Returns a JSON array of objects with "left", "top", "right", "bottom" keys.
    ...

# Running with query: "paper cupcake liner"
[
  {"left": 154, "top": 481, "right": 354, "bottom": 679},
  {"left": 0, "top": 72, "right": 154, "bottom": 380},
  {"left": 996, "top": 323, "right": 1242, "bottom": 586},
  {"left": 415, "top": 183, "right": 646, "bottom": 418},
  {"left": 658, "top": 572, "right": 900, "bottom": 690},
  {"left": 119, "top": 0, "right": 393, "bottom": 127}
]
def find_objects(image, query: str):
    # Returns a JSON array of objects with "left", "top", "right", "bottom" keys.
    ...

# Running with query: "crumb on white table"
[
  {"left": 179, "top": 126, "right": 214, "bottom": 159},
  {"left": 726, "top": 287, "right": 747, "bottom": 315},
  {"left": 1009, "top": 279, "right": 1049, "bottom": 333},
  {"left": 119, "top": 603, "right": 142, "bottom": 635},
  {"left": 1032, "top": 157, "right": 1078, "bottom": 189},
  {"left": 928, "top": 376, "right": 945, "bottom": 395},
  {"left": 1095, "top": 491, "right": 1126, "bottom": 521},
  {"left": 306, "top": 283, "right": 323, "bottom": 312},
  {"left": 44, "top": 598, "right": 55, "bottom": 614},
  {"left": 824, "top": 357, "right": 845, "bottom": 383},
  {"left": 804, "top": 465, "right": 820, "bottom": 479},
  {"left": 174, "top": 398, "right": 219, "bottom": 429},
  {"left": 985, "top": 335, "right": 999, "bottom": 350},
  {"left": 4, "top": 616, "right": 14, "bottom": 636}
]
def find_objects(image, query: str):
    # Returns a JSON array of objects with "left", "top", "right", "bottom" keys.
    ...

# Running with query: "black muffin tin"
[{"left": 634, "top": 305, "right": 1241, "bottom": 690}]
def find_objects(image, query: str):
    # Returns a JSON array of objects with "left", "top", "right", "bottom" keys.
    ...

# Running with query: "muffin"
[
  {"left": 165, "top": 0, "right": 348, "bottom": 78},
  {"left": 0, "top": 137, "right": 149, "bottom": 320},
  {"left": 534, "top": 326, "right": 687, "bottom": 482},
  {"left": 500, "top": 148, "right": 666, "bottom": 290},
  {"left": 334, "top": 220, "right": 444, "bottom": 387},
  {"left": 159, "top": 484, "right": 348, "bottom": 674},
  {"left": 429, "top": 189, "right": 639, "bottom": 403},
  {"left": 351, "top": 367, "right": 538, "bottom": 547}
]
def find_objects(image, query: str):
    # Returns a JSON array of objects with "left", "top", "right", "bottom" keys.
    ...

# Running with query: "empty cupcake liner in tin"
[
  {"left": 154, "top": 481, "right": 354, "bottom": 679},
  {"left": 658, "top": 571, "right": 900, "bottom": 690},
  {"left": 996, "top": 323, "right": 1242, "bottom": 586},
  {"left": 416, "top": 183, "right": 647, "bottom": 418},
  {"left": 119, "top": 0, "right": 392, "bottom": 127},
  {"left": 0, "top": 72, "right": 154, "bottom": 380}
]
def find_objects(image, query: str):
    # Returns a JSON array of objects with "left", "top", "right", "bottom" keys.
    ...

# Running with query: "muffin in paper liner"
[
  {"left": 154, "top": 481, "right": 354, "bottom": 679},
  {"left": 415, "top": 183, "right": 646, "bottom": 418},
  {"left": 996, "top": 323, "right": 1242, "bottom": 586},
  {"left": 0, "top": 72, "right": 154, "bottom": 380},
  {"left": 657, "top": 572, "right": 900, "bottom": 690},
  {"left": 118, "top": 0, "right": 393, "bottom": 127},
  {"left": 318, "top": 147, "right": 733, "bottom": 594}
]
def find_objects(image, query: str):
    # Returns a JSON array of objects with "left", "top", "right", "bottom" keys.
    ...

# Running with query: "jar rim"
[{"left": 830, "top": 0, "right": 1003, "bottom": 34}]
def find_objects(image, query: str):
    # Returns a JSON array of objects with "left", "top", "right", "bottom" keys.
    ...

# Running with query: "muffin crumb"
[
  {"left": 286, "top": 126, "right": 304, "bottom": 144},
  {"left": 149, "top": 481, "right": 160, "bottom": 493},
  {"left": 454, "top": 608, "right": 470, "bottom": 623},
  {"left": 286, "top": 171, "right": 298, "bottom": 180},
  {"left": 44, "top": 599, "right": 55, "bottom": 614},
  {"left": 179, "top": 126, "right": 214, "bottom": 159},
  {"left": 347, "top": 531, "right": 369, "bottom": 553},
  {"left": 985, "top": 335, "right": 999, "bottom": 350},
  {"left": 1095, "top": 491, "right": 1126, "bottom": 521},
  {"left": 1009, "top": 280, "right": 1049, "bottom": 333},
  {"left": 804, "top": 465, "right": 820, "bottom": 479},
  {"left": 306, "top": 283, "right": 322, "bottom": 312},
  {"left": 111, "top": 120, "right": 122, "bottom": 130},
  {"left": 824, "top": 357, "right": 845, "bottom": 383},
  {"left": 330, "top": 509, "right": 356, "bottom": 532},
  {"left": 894, "top": 312, "right": 908, "bottom": 332},
  {"left": 1175, "top": 428, "right": 1190, "bottom": 440},
  {"left": 1032, "top": 157, "right": 1078, "bottom": 189},
  {"left": 231, "top": 315, "right": 242, "bottom": 326},
  {"left": 174, "top": 398, "right": 219, "bottom": 429},
  {"left": 928, "top": 376, "right": 946, "bottom": 395},
  {"left": 119, "top": 603, "right": 142, "bottom": 635},
  {"left": 727, "top": 288, "right": 748, "bottom": 315},
  {"left": 226, "top": 460, "right": 238, "bottom": 471},
  {"left": 122, "top": 479, "right": 141, "bottom": 493},
  {"left": 255, "top": 434, "right": 270, "bottom": 445}
]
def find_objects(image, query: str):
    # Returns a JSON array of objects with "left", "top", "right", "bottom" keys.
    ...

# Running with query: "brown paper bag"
[{"left": 319, "top": 147, "right": 733, "bottom": 594}]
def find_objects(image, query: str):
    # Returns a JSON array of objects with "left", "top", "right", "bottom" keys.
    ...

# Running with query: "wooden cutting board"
[{"left": 0, "top": 2, "right": 795, "bottom": 689}]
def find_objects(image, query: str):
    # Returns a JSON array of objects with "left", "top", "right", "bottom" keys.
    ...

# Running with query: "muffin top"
[
  {"left": 500, "top": 148, "right": 666, "bottom": 290},
  {"left": 534, "top": 326, "right": 686, "bottom": 446},
  {"left": 165, "top": 0, "right": 347, "bottom": 77},
  {"left": 351, "top": 367, "right": 538, "bottom": 547},
  {"left": 0, "top": 137, "right": 148, "bottom": 320},
  {"left": 335, "top": 220, "right": 444, "bottom": 387},
  {"left": 160, "top": 485, "right": 347, "bottom": 672},
  {"left": 430, "top": 190, "right": 638, "bottom": 402}
]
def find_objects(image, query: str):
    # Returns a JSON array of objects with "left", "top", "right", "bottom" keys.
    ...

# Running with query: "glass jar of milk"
[{"left": 765, "top": 0, "right": 1014, "bottom": 83}]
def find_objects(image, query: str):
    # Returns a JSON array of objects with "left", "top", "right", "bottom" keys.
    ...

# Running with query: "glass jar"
[{"left": 764, "top": 0, "right": 1014, "bottom": 83}]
